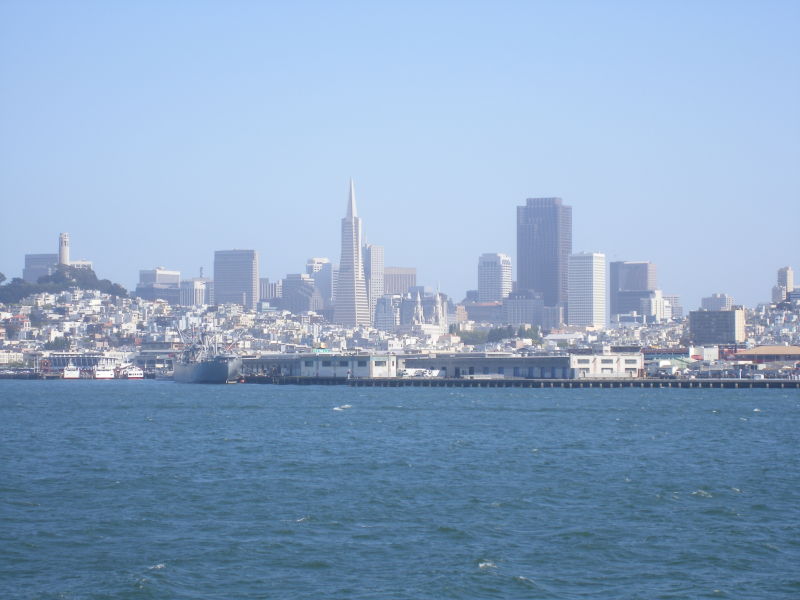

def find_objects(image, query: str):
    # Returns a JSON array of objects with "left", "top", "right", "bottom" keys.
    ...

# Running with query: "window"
[
  {"left": 497, "top": 367, "right": 504, "bottom": 374},
  {"left": 322, "top": 360, "right": 331, "bottom": 367},
  {"left": 357, "top": 360, "right": 367, "bottom": 367},
  {"left": 304, "top": 360, "right": 313, "bottom": 367},
  {"left": 601, "top": 359, "right": 614, "bottom": 364},
  {"left": 374, "top": 360, "right": 387, "bottom": 366},
  {"left": 513, "top": 367, "right": 520, "bottom": 377},
  {"left": 339, "top": 360, "right": 348, "bottom": 367},
  {"left": 483, "top": 367, "right": 489, "bottom": 374},
  {"left": 624, "top": 359, "right": 638, "bottom": 364},
  {"left": 577, "top": 359, "right": 590, "bottom": 364}
]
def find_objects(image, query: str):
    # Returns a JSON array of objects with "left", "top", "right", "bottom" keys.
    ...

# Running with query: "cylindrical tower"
[{"left": 58, "top": 232, "right": 70, "bottom": 265}]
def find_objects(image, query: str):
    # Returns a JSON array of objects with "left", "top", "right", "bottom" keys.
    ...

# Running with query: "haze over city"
[{"left": 1, "top": 1, "right": 798, "bottom": 308}]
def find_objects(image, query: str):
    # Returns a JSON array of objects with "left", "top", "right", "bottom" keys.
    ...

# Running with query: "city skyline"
[{"left": 1, "top": 2, "right": 798, "bottom": 308}]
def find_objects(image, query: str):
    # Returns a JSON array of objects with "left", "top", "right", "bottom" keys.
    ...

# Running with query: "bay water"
[{"left": 1, "top": 380, "right": 798, "bottom": 599}]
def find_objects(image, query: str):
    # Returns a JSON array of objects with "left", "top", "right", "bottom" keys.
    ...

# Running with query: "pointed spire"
[{"left": 347, "top": 178, "right": 357, "bottom": 218}]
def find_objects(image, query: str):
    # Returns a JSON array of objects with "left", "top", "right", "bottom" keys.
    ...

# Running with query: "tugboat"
[{"left": 174, "top": 328, "right": 242, "bottom": 384}]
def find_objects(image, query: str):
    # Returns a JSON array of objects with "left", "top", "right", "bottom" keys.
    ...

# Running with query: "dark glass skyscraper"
[{"left": 516, "top": 197, "right": 572, "bottom": 308}]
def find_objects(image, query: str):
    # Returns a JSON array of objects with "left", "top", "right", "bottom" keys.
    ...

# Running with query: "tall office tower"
[
  {"left": 516, "top": 197, "right": 572, "bottom": 309},
  {"left": 567, "top": 252, "right": 607, "bottom": 328},
  {"left": 58, "top": 233, "right": 70, "bottom": 266},
  {"left": 701, "top": 293, "right": 733, "bottom": 311},
  {"left": 135, "top": 267, "right": 181, "bottom": 304},
  {"left": 260, "top": 277, "right": 282, "bottom": 301},
  {"left": 179, "top": 278, "right": 209, "bottom": 306},
  {"left": 778, "top": 266, "right": 794, "bottom": 292},
  {"left": 306, "top": 258, "right": 333, "bottom": 307},
  {"left": 281, "top": 273, "right": 323, "bottom": 314},
  {"left": 213, "top": 249, "right": 259, "bottom": 309},
  {"left": 610, "top": 261, "right": 657, "bottom": 316},
  {"left": 663, "top": 294, "right": 683, "bottom": 319},
  {"left": 374, "top": 294, "right": 403, "bottom": 331},
  {"left": 384, "top": 267, "right": 416, "bottom": 295},
  {"left": 333, "top": 180, "right": 370, "bottom": 327},
  {"left": 23, "top": 254, "right": 58, "bottom": 283},
  {"left": 363, "top": 243, "right": 385, "bottom": 320},
  {"left": 477, "top": 253, "right": 512, "bottom": 302}
]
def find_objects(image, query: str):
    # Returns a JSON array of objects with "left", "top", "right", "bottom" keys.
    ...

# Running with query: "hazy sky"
[{"left": 1, "top": 0, "right": 798, "bottom": 309}]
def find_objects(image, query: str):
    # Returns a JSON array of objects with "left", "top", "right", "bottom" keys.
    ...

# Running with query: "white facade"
[
  {"left": 701, "top": 293, "right": 733, "bottom": 311},
  {"left": 570, "top": 353, "right": 643, "bottom": 378},
  {"left": 299, "top": 354, "right": 398, "bottom": 378},
  {"left": 363, "top": 244, "right": 385, "bottom": 322},
  {"left": 477, "top": 253, "right": 512, "bottom": 302},
  {"left": 333, "top": 181, "right": 370, "bottom": 327},
  {"left": 567, "top": 252, "right": 607, "bottom": 328}
]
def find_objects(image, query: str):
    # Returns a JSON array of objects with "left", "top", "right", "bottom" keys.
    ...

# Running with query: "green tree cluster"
[{"left": 0, "top": 265, "right": 127, "bottom": 305}]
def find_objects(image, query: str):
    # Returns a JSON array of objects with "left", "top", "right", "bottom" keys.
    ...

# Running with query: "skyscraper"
[
  {"left": 384, "top": 267, "right": 416, "bottom": 295},
  {"left": 516, "top": 197, "right": 572, "bottom": 309},
  {"left": 306, "top": 258, "right": 334, "bottom": 307},
  {"left": 609, "top": 261, "right": 657, "bottom": 316},
  {"left": 477, "top": 253, "right": 512, "bottom": 302},
  {"left": 567, "top": 252, "right": 606, "bottom": 328},
  {"left": 363, "top": 243, "right": 384, "bottom": 321},
  {"left": 778, "top": 266, "right": 794, "bottom": 292},
  {"left": 213, "top": 250, "right": 259, "bottom": 309},
  {"left": 333, "top": 180, "right": 370, "bottom": 327}
]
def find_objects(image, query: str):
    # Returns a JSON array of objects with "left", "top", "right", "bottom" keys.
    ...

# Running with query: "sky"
[{"left": 1, "top": 0, "right": 798, "bottom": 309}]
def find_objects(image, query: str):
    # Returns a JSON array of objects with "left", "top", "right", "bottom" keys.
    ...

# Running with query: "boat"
[
  {"left": 173, "top": 329, "right": 242, "bottom": 384},
  {"left": 62, "top": 362, "right": 80, "bottom": 379},
  {"left": 120, "top": 366, "right": 144, "bottom": 379},
  {"left": 93, "top": 366, "right": 115, "bottom": 379}
]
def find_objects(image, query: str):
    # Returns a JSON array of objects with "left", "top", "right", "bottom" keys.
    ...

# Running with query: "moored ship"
[{"left": 174, "top": 329, "right": 242, "bottom": 384}]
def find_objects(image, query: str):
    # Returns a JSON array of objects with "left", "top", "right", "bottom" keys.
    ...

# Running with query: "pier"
[{"left": 242, "top": 376, "right": 800, "bottom": 389}]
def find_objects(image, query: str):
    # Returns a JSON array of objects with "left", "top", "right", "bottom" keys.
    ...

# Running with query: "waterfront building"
[
  {"left": 384, "top": 267, "right": 416, "bottom": 296},
  {"left": 23, "top": 254, "right": 58, "bottom": 283},
  {"left": 306, "top": 258, "right": 334, "bottom": 307},
  {"left": 701, "top": 293, "right": 734, "bottom": 311},
  {"left": 516, "top": 197, "right": 572, "bottom": 309},
  {"left": 567, "top": 252, "right": 606, "bottom": 328},
  {"left": 333, "top": 180, "right": 370, "bottom": 327},
  {"left": 689, "top": 309, "right": 746, "bottom": 344},
  {"left": 478, "top": 253, "right": 512, "bottom": 302},
  {"left": 363, "top": 244, "right": 385, "bottom": 321},
  {"left": 214, "top": 250, "right": 259, "bottom": 309}
]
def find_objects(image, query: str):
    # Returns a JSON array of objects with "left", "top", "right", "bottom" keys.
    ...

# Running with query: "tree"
[{"left": 0, "top": 272, "right": 5, "bottom": 285}]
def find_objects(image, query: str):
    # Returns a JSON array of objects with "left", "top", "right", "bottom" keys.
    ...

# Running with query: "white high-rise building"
[
  {"left": 477, "top": 253, "right": 512, "bottom": 302},
  {"left": 778, "top": 266, "right": 794, "bottom": 291},
  {"left": 333, "top": 180, "right": 370, "bottom": 327},
  {"left": 567, "top": 252, "right": 606, "bottom": 328},
  {"left": 363, "top": 243, "right": 384, "bottom": 322}
]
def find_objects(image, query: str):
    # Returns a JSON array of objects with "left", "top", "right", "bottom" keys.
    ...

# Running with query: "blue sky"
[{"left": 1, "top": 0, "right": 798, "bottom": 308}]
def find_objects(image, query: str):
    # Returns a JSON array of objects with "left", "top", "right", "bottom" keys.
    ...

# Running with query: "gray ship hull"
[{"left": 173, "top": 356, "right": 242, "bottom": 384}]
